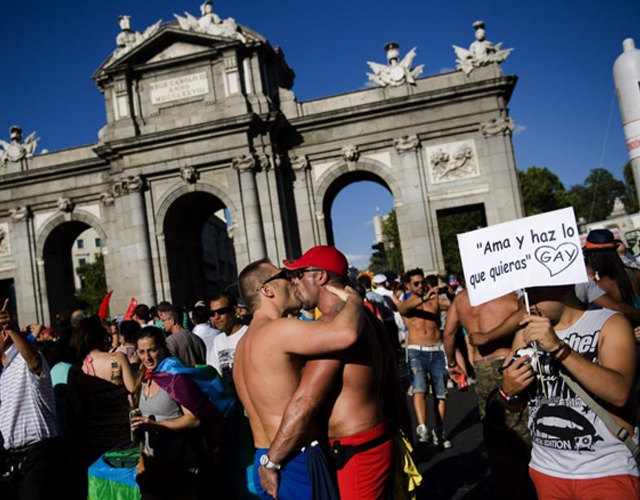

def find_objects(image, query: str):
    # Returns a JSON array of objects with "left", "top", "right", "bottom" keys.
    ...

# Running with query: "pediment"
[{"left": 94, "top": 25, "right": 249, "bottom": 77}]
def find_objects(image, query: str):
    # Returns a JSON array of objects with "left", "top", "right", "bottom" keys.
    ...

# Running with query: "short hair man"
[
  {"left": 161, "top": 305, "right": 207, "bottom": 366},
  {"left": 190, "top": 305, "right": 219, "bottom": 362},
  {"left": 208, "top": 293, "right": 246, "bottom": 385},
  {"left": 259, "top": 246, "right": 408, "bottom": 500},
  {"left": 502, "top": 285, "right": 639, "bottom": 498},
  {"left": 132, "top": 304, "right": 151, "bottom": 326},
  {"left": 234, "top": 258, "right": 362, "bottom": 500},
  {"left": 0, "top": 305, "right": 62, "bottom": 499},
  {"left": 398, "top": 269, "right": 451, "bottom": 447}
]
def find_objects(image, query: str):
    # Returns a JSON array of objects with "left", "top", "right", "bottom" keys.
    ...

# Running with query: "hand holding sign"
[{"left": 458, "top": 208, "right": 588, "bottom": 306}]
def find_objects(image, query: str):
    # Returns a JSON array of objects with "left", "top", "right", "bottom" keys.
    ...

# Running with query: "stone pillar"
[
  {"left": 9, "top": 207, "right": 44, "bottom": 324},
  {"left": 233, "top": 155, "right": 267, "bottom": 262},
  {"left": 393, "top": 135, "right": 442, "bottom": 273},
  {"left": 289, "top": 154, "right": 318, "bottom": 254},
  {"left": 110, "top": 176, "right": 156, "bottom": 312}
]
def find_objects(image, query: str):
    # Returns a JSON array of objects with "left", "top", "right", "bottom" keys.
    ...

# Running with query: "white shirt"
[
  {"left": 208, "top": 325, "right": 248, "bottom": 385},
  {"left": 0, "top": 345, "right": 59, "bottom": 449},
  {"left": 192, "top": 322, "right": 220, "bottom": 362}
]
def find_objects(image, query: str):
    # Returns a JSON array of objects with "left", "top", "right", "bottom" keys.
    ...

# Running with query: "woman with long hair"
[{"left": 131, "top": 326, "right": 206, "bottom": 500}]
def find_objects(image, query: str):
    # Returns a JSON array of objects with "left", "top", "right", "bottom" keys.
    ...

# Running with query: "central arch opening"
[
  {"left": 323, "top": 171, "right": 398, "bottom": 273},
  {"left": 44, "top": 221, "right": 106, "bottom": 322},
  {"left": 163, "top": 191, "right": 237, "bottom": 308}
]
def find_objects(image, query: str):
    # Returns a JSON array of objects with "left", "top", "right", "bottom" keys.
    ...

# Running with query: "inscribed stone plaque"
[
  {"left": 425, "top": 139, "right": 480, "bottom": 184},
  {"left": 150, "top": 72, "right": 209, "bottom": 105}
]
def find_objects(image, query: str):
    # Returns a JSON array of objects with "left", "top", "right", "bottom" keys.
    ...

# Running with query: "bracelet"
[
  {"left": 549, "top": 340, "right": 566, "bottom": 357},
  {"left": 555, "top": 343, "right": 572, "bottom": 362},
  {"left": 498, "top": 386, "right": 519, "bottom": 403}
]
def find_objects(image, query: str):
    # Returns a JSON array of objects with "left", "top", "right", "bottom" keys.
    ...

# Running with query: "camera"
[{"left": 512, "top": 347, "right": 556, "bottom": 376}]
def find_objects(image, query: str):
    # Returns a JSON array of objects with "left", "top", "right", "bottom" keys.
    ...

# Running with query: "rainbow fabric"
[{"left": 88, "top": 357, "right": 257, "bottom": 499}]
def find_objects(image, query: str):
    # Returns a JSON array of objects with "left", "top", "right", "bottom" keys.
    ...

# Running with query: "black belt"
[
  {"left": 330, "top": 431, "right": 391, "bottom": 470},
  {"left": 6, "top": 438, "right": 58, "bottom": 456}
]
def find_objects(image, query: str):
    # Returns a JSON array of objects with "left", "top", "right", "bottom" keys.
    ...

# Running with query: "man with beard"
[
  {"left": 234, "top": 259, "right": 362, "bottom": 500},
  {"left": 259, "top": 246, "right": 406, "bottom": 500},
  {"left": 502, "top": 285, "right": 639, "bottom": 499}
]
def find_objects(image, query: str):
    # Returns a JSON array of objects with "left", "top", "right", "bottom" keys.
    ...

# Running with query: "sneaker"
[
  {"left": 416, "top": 424, "right": 430, "bottom": 443},
  {"left": 446, "top": 378, "right": 455, "bottom": 389},
  {"left": 467, "top": 377, "right": 477, "bottom": 386},
  {"left": 432, "top": 429, "right": 452, "bottom": 449}
]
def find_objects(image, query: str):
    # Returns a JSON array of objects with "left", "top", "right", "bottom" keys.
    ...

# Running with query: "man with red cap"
[{"left": 258, "top": 246, "right": 408, "bottom": 500}]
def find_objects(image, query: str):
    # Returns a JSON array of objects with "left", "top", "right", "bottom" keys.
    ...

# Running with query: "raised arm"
[
  {"left": 278, "top": 286, "right": 363, "bottom": 356},
  {"left": 397, "top": 290, "right": 435, "bottom": 316},
  {"left": 0, "top": 308, "right": 41, "bottom": 375}
]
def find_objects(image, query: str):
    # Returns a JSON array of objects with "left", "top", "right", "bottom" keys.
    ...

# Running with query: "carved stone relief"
[
  {"left": 425, "top": 139, "right": 480, "bottom": 184},
  {"left": 10, "top": 206, "right": 31, "bottom": 221},
  {"left": 57, "top": 197, "right": 75, "bottom": 214},
  {"left": 394, "top": 134, "right": 420, "bottom": 153},
  {"left": 232, "top": 154, "right": 256, "bottom": 172},
  {"left": 180, "top": 165, "right": 199, "bottom": 183},
  {"left": 0, "top": 223, "right": 10, "bottom": 257},
  {"left": 341, "top": 144, "right": 360, "bottom": 163}
]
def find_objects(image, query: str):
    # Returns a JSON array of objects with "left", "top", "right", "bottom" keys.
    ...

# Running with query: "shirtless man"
[
  {"left": 443, "top": 290, "right": 532, "bottom": 500},
  {"left": 259, "top": 246, "right": 407, "bottom": 500},
  {"left": 398, "top": 269, "right": 451, "bottom": 447},
  {"left": 233, "top": 258, "right": 362, "bottom": 500}
]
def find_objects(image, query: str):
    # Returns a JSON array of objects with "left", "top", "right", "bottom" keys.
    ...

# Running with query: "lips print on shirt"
[{"left": 533, "top": 404, "right": 603, "bottom": 452}]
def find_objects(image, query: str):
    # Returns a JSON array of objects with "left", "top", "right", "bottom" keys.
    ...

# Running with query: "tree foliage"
[
  {"left": 567, "top": 168, "right": 626, "bottom": 222},
  {"left": 518, "top": 166, "right": 571, "bottom": 216},
  {"left": 438, "top": 207, "right": 486, "bottom": 277},
  {"left": 75, "top": 253, "right": 107, "bottom": 315},
  {"left": 368, "top": 209, "right": 404, "bottom": 275},
  {"left": 622, "top": 162, "right": 639, "bottom": 214}
]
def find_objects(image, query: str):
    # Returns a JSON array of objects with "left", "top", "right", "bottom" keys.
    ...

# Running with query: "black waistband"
[
  {"left": 330, "top": 431, "right": 391, "bottom": 470},
  {"left": 6, "top": 438, "right": 58, "bottom": 456}
]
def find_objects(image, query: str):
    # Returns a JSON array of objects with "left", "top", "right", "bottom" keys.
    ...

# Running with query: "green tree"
[
  {"left": 75, "top": 253, "right": 107, "bottom": 315},
  {"left": 381, "top": 210, "right": 404, "bottom": 275},
  {"left": 622, "top": 162, "right": 639, "bottom": 214},
  {"left": 437, "top": 207, "right": 486, "bottom": 277},
  {"left": 568, "top": 168, "right": 626, "bottom": 222},
  {"left": 518, "top": 166, "right": 571, "bottom": 216}
]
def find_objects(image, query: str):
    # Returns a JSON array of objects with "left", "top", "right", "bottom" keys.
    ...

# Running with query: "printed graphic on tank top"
[{"left": 528, "top": 308, "right": 639, "bottom": 479}]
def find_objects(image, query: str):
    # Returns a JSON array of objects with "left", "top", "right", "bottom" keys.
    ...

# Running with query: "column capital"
[
  {"left": 232, "top": 154, "right": 257, "bottom": 172},
  {"left": 9, "top": 205, "right": 31, "bottom": 221}
]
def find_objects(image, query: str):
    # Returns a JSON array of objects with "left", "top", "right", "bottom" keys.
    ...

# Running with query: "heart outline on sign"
[{"left": 534, "top": 243, "right": 580, "bottom": 277}]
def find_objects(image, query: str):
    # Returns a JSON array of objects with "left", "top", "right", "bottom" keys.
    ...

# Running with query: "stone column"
[
  {"left": 393, "top": 135, "right": 441, "bottom": 273},
  {"left": 110, "top": 176, "right": 156, "bottom": 312},
  {"left": 233, "top": 154, "right": 267, "bottom": 261},
  {"left": 289, "top": 153, "right": 317, "bottom": 254}
]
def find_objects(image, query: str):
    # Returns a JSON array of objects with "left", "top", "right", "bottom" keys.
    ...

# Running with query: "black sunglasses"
[
  {"left": 292, "top": 268, "right": 324, "bottom": 279},
  {"left": 210, "top": 306, "right": 232, "bottom": 317},
  {"left": 257, "top": 269, "right": 291, "bottom": 291}
]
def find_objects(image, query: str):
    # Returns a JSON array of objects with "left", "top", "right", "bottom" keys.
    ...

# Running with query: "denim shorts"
[{"left": 408, "top": 347, "right": 448, "bottom": 399}]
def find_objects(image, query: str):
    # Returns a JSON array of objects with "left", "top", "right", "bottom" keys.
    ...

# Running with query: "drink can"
[
  {"left": 129, "top": 408, "right": 143, "bottom": 443},
  {"left": 456, "top": 374, "right": 468, "bottom": 391}
]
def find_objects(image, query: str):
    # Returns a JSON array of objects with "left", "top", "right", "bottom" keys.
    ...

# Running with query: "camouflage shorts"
[{"left": 474, "top": 357, "right": 531, "bottom": 457}]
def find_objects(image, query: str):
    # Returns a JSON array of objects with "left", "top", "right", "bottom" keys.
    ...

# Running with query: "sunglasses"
[
  {"left": 210, "top": 306, "right": 232, "bottom": 317},
  {"left": 410, "top": 280, "right": 426, "bottom": 287},
  {"left": 257, "top": 269, "right": 291, "bottom": 291},
  {"left": 292, "top": 268, "right": 324, "bottom": 280}
]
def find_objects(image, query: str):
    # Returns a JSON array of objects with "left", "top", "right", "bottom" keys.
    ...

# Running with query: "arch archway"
[
  {"left": 317, "top": 162, "right": 403, "bottom": 273},
  {"left": 162, "top": 191, "right": 237, "bottom": 307},
  {"left": 39, "top": 215, "right": 108, "bottom": 323}
]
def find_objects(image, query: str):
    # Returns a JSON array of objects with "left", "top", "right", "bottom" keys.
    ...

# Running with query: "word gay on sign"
[{"left": 458, "top": 207, "right": 588, "bottom": 306}]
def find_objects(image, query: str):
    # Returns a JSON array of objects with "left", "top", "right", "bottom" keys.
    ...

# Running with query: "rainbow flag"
[{"left": 88, "top": 445, "right": 140, "bottom": 500}]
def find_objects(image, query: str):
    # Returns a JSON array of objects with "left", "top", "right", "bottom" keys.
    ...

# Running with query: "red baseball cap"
[{"left": 283, "top": 246, "right": 349, "bottom": 277}]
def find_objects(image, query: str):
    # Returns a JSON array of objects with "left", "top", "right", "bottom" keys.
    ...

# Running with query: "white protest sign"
[{"left": 457, "top": 207, "right": 588, "bottom": 306}]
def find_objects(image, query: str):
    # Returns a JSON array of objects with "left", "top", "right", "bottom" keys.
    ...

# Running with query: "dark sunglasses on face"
[
  {"left": 210, "top": 306, "right": 232, "bottom": 317},
  {"left": 411, "top": 280, "right": 425, "bottom": 287},
  {"left": 258, "top": 270, "right": 291, "bottom": 290},
  {"left": 292, "top": 268, "right": 324, "bottom": 279}
]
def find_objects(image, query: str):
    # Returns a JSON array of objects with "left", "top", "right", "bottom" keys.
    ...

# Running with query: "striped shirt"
[{"left": 0, "top": 345, "right": 59, "bottom": 449}]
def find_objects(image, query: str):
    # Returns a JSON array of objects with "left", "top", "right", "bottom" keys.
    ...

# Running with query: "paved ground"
[{"left": 411, "top": 387, "right": 496, "bottom": 500}]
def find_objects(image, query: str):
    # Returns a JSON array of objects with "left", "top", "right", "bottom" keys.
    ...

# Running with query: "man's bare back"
[
  {"left": 450, "top": 290, "right": 519, "bottom": 361},
  {"left": 234, "top": 316, "right": 310, "bottom": 447}
]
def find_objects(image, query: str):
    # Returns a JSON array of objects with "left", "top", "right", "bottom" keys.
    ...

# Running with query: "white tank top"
[{"left": 528, "top": 308, "right": 640, "bottom": 479}]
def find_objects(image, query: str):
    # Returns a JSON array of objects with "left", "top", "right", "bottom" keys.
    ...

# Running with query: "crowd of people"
[{"left": 0, "top": 230, "right": 639, "bottom": 499}]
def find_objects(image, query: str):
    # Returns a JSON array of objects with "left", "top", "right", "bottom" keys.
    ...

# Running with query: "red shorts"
[
  {"left": 329, "top": 421, "right": 393, "bottom": 500},
  {"left": 530, "top": 467, "right": 640, "bottom": 500}
]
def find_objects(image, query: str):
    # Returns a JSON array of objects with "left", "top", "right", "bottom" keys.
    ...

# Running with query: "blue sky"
[{"left": 1, "top": 1, "right": 638, "bottom": 270}]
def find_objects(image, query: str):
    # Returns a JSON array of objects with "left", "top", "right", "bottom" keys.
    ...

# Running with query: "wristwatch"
[
  {"left": 447, "top": 360, "right": 458, "bottom": 368},
  {"left": 259, "top": 453, "right": 281, "bottom": 470}
]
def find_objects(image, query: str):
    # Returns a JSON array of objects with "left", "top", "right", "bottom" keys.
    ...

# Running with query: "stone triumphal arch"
[{"left": 0, "top": 4, "right": 523, "bottom": 323}]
